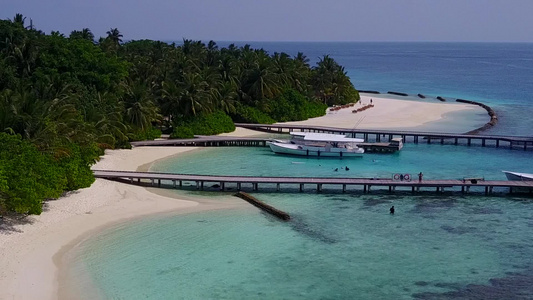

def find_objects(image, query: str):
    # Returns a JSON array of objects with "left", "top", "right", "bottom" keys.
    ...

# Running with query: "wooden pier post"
[
  {"left": 277, "top": 183, "right": 281, "bottom": 191},
  {"left": 342, "top": 184, "right": 346, "bottom": 193},
  {"left": 300, "top": 184, "right": 304, "bottom": 192},
  {"left": 173, "top": 180, "right": 176, "bottom": 188},
  {"left": 253, "top": 183, "right": 258, "bottom": 191},
  {"left": 237, "top": 182, "right": 241, "bottom": 190}
]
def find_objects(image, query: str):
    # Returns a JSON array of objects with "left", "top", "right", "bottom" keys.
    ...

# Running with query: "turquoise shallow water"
[
  {"left": 69, "top": 42, "right": 533, "bottom": 299},
  {"left": 70, "top": 145, "right": 533, "bottom": 299},
  {"left": 74, "top": 190, "right": 533, "bottom": 299},
  {"left": 151, "top": 144, "right": 532, "bottom": 182}
]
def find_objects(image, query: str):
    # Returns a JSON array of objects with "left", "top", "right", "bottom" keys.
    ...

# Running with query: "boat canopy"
[{"left": 289, "top": 132, "right": 364, "bottom": 143}]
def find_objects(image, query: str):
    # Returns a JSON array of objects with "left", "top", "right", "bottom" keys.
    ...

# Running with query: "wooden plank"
[{"left": 235, "top": 191, "right": 290, "bottom": 221}]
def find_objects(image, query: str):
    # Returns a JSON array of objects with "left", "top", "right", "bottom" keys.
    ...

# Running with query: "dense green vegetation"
[{"left": 0, "top": 14, "right": 359, "bottom": 215}]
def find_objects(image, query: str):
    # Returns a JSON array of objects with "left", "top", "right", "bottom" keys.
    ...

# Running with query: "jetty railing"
[
  {"left": 234, "top": 123, "right": 533, "bottom": 151},
  {"left": 93, "top": 170, "right": 533, "bottom": 196}
]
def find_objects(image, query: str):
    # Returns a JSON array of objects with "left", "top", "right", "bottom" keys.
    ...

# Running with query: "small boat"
[
  {"left": 502, "top": 171, "right": 533, "bottom": 181},
  {"left": 268, "top": 132, "right": 364, "bottom": 157}
]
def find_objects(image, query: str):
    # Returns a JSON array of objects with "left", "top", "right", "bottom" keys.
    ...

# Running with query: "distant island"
[{"left": 0, "top": 14, "right": 360, "bottom": 216}]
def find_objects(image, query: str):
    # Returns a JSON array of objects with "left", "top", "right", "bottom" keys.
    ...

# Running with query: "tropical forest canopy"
[{"left": 0, "top": 14, "right": 360, "bottom": 215}]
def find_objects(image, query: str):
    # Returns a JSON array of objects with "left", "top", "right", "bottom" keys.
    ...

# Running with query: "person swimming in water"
[
  {"left": 390, "top": 206, "right": 395, "bottom": 214},
  {"left": 345, "top": 166, "right": 350, "bottom": 171}
]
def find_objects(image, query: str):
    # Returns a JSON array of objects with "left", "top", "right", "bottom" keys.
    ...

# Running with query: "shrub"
[
  {"left": 231, "top": 103, "right": 275, "bottom": 124},
  {"left": 269, "top": 89, "right": 328, "bottom": 122},
  {"left": 171, "top": 111, "right": 236, "bottom": 137},
  {"left": 129, "top": 126, "right": 162, "bottom": 141},
  {"left": 171, "top": 126, "right": 194, "bottom": 138}
]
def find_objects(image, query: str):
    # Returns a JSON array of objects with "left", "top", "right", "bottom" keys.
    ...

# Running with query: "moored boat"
[
  {"left": 268, "top": 132, "right": 364, "bottom": 157},
  {"left": 502, "top": 171, "right": 533, "bottom": 181}
]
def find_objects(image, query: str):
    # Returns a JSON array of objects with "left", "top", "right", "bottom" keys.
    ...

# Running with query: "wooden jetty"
[
  {"left": 93, "top": 170, "right": 533, "bottom": 196},
  {"left": 130, "top": 136, "right": 402, "bottom": 153},
  {"left": 234, "top": 123, "right": 533, "bottom": 151},
  {"left": 235, "top": 191, "right": 290, "bottom": 220}
]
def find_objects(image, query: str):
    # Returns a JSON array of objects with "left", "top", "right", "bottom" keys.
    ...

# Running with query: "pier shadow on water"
[{"left": 287, "top": 214, "right": 337, "bottom": 244}]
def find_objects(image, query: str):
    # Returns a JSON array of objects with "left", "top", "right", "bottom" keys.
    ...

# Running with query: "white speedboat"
[
  {"left": 502, "top": 171, "right": 533, "bottom": 181},
  {"left": 268, "top": 132, "right": 364, "bottom": 157}
]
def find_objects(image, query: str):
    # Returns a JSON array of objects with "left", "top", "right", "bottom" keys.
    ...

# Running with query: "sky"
[{"left": 2, "top": 0, "right": 533, "bottom": 42}]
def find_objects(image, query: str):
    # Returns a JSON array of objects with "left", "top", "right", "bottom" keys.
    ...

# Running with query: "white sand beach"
[
  {"left": 0, "top": 95, "right": 489, "bottom": 299},
  {"left": 281, "top": 94, "right": 487, "bottom": 132}
]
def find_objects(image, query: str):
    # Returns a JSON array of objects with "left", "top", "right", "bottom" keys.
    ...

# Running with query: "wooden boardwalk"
[
  {"left": 235, "top": 123, "right": 533, "bottom": 150},
  {"left": 130, "top": 137, "right": 401, "bottom": 153},
  {"left": 93, "top": 170, "right": 533, "bottom": 196},
  {"left": 131, "top": 136, "right": 268, "bottom": 147}
]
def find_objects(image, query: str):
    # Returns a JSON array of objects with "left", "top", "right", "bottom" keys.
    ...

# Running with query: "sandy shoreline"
[
  {"left": 0, "top": 95, "right": 488, "bottom": 299},
  {"left": 281, "top": 94, "right": 487, "bottom": 132}
]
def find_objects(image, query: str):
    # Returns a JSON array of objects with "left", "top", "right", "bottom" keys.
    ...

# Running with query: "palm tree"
[
  {"left": 121, "top": 79, "right": 161, "bottom": 131},
  {"left": 70, "top": 28, "right": 95, "bottom": 42},
  {"left": 12, "top": 14, "right": 25, "bottom": 27},
  {"left": 106, "top": 28, "right": 123, "bottom": 45},
  {"left": 212, "top": 81, "right": 237, "bottom": 114},
  {"left": 84, "top": 92, "right": 129, "bottom": 148},
  {"left": 178, "top": 72, "right": 212, "bottom": 117},
  {"left": 243, "top": 54, "right": 281, "bottom": 102},
  {"left": 159, "top": 80, "right": 183, "bottom": 123}
]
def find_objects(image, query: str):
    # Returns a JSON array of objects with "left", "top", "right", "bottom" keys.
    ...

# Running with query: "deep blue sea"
[{"left": 68, "top": 43, "right": 533, "bottom": 299}]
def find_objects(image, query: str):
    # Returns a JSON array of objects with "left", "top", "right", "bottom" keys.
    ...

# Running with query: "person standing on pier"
[{"left": 418, "top": 172, "right": 423, "bottom": 182}]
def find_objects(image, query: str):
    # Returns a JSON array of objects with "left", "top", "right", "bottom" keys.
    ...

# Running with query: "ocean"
[{"left": 68, "top": 43, "right": 533, "bottom": 299}]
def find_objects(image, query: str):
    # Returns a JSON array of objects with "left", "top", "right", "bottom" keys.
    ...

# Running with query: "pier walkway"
[
  {"left": 235, "top": 123, "right": 533, "bottom": 150},
  {"left": 130, "top": 136, "right": 401, "bottom": 153},
  {"left": 93, "top": 170, "right": 533, "bottom": 196}
]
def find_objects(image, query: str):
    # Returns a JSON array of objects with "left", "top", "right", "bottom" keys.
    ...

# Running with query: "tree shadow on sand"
[{"left": 0, "top": 213, "right": 35, "bottom": 234}]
